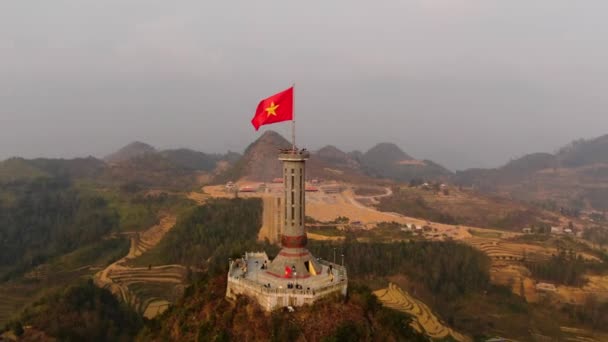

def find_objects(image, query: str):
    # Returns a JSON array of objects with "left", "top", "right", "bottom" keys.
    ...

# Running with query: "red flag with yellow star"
[{"left": 251, "top": 87, "right": 293, "bottom": 131}]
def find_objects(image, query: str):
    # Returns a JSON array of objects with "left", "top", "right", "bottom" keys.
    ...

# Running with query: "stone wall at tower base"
[
  {"left": 226, "top": 276, "right": 347, "bottom": 311},
  {"left": 226, "top": 252, "right": 347, "bottom": 312}
]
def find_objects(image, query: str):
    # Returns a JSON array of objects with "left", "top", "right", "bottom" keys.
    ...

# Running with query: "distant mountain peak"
[
  {"left": 361, "top": 142, "right": 450, "bottom": 181},
  {"left": 216, "top": 131, "right": 291, "bottom": 182},
  {"left": 104, "top": 141, "right": 156, "bottom": 163},
  {"left": 245, "top": 131, "right": 291, "bottom": 153},
  {"left": 314, "top": 145, "right": 361, "bottom": 170},
  {"left": 364, "top": 143, "right": 413, "bottom": 163}
]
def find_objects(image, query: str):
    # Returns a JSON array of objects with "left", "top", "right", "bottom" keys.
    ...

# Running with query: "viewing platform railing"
[{"left": 227, "top": 258, "right": 347, "bottom": 297}]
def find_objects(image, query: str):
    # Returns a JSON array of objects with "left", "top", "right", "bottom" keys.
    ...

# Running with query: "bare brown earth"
[
  {"left": 397, "top": 159, "right": 427, "bottom": 166},
  {"left": 203, "top": 183, "right": 473, "bottom": 241},
  {"left": 94, "top": 215, "right": 187, "bottom": 318},
  {"left": 186, "top": 191, "right": 209, "bottom": 205}
]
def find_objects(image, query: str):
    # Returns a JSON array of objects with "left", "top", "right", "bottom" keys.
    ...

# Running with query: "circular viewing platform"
[
  {"left": 278, "top": 148, "right": 310, "bottom": 161},
  {"left": 226, "top": 252, "right": 347, "bottom": 311}
]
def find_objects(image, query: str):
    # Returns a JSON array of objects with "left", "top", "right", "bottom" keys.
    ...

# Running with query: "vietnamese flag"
[
  {"left": 284, "top": 265, "right": 292, "bottom": 278},
  {"left": 251, "top": 87, "right": 293, "bottom": 131}
]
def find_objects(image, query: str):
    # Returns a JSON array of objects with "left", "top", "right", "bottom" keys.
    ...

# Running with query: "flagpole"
[{"left": 292, "top": 83, "right": 296, "bottom": 151}]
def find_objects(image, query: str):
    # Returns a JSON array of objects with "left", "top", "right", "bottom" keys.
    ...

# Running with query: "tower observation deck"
[{"left": 226, "top": 148, "right": 347, "bottom": 311}]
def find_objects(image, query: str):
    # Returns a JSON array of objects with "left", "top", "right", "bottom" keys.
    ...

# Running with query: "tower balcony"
[{"left": 278, "top": 148, "right": 310, "bottom": 161}]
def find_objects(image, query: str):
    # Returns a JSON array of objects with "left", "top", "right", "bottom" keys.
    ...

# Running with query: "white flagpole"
[{"left": 292, "top": 83, "right": 296, "bottom": 151}]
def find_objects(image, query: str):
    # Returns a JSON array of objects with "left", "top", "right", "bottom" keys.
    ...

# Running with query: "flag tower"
[
  {"left": 226, "top": 86, "right": 347, "bottom": 311},
  {"left": 264, "top": 148, "right": 323, "bottom": 279}
]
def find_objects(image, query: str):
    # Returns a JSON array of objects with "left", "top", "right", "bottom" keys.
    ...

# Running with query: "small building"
[
  {"left": 522, "top": 227, "right": 532, "bottom": 234},
  {"left": 272, "top": 178, "right": 284, "bottom": 183},
  {"left": 239, "top": 185, "right": 256, "bottom": 192},
  {"left": 535, "top": 282, "right": 557, "bottom": 292},
  {"left": 305, "top": 186, "right": 319, "bottom": 192},
  {"left": 550, "top": 226, "right": 562, "bottom": 234},
  {"left": 322, "top": 186, "right": 342, "bottom": 194},
  {"left": 564, "top": 228, "right": 573, "bottom": 234}
]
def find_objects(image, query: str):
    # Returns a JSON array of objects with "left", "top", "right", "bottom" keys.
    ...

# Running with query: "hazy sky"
[{"left": 2, "top": 1, "right": 607, "bottom": 170}]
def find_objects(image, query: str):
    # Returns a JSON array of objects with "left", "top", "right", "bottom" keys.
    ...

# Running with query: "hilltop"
[
  {"left": 314, "top": 145, "right": 361, "bottom": 170},
  {"left": 138, "top": 276, "right": 426, "bottom": 341},
  {"left": 104, "top": 141, "right": 157, "bottom": 164},
  {"left": 102, "top": 143, "right": 238, "bottom": 189},
  {"left": 214, "top": 131, "right": 291, "bottom": 182}
]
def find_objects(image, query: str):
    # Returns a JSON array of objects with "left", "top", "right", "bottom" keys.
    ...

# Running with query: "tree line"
[{"left": 309, "top": 238, "right": 491, "bottom": 300}]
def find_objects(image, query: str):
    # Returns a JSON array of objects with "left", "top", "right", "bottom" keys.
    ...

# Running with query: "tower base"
[{"left": 226, "top": 252, "right": 347, "bottom": 311}]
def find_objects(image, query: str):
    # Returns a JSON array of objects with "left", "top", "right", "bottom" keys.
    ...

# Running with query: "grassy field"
[
  {"left": 307, "top": 226, "right": 344, "bottom": 237},
  {"left": 49, "top": 238, "right": 129, "bottom": 272}
]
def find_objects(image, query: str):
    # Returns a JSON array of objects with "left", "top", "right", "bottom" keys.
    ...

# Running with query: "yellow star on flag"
[{"left": 265, "top": 102, "right": 279, "bottom": 117}]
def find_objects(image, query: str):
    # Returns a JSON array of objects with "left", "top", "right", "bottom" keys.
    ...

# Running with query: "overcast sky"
[{"left": 1, "top": 1, "right": 607, "bottom": 170}]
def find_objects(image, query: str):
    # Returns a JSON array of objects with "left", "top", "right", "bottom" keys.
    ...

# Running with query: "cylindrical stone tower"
[
  {"left": 280, "top": 149, "right": 307, "bottom": 248},
  {"left": 266, "top": 148, "right": 321, "bottom": 278}
]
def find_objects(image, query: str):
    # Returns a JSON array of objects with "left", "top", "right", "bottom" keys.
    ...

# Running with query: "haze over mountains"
[{"left": 4, "top": 130, "right": 608, "bottom": 212}]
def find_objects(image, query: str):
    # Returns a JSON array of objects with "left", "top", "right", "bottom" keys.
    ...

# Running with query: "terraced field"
[
  {"left": 101, "top": 264, "right": 186, "bottom": 317},
  {"left": 374, "top": 283, "right": 471, "bottom": 342},
  {"left": 0, "top": 286, "right": 30, "bottom": 325},
  {"left": 559, "top": 326, "right": 608, "bottom": 342},
  {"left": 464, "top": 237, "right": 553, "bottom": 262},
  {"left": 94, "top": 215, "right": 188, "bottom": 318}
]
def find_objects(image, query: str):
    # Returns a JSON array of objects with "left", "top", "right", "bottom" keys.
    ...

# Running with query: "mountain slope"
[
  {"left": 103, "top": 153, "right": 200, "bottom": 189},
  {"left": 557, "top": 134, "right": 608, "bottom": 167},
  {"left": 453, "top": 134, "right": 608, "bottom": 210},
  {"left": 215, "top": 131, "right": 291, "bottom": 182},
  {"left": 159, "top": 148, "right": 218, "bottom": 172},
  {"left": 0, "top": 158, "right": 49, "bottom": 182},
  {"left": 314, "top": 145, "right": 361, "bottom": 170},
  {"left": 361, "top": 143, "right": 452, "bottom": 182}
]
